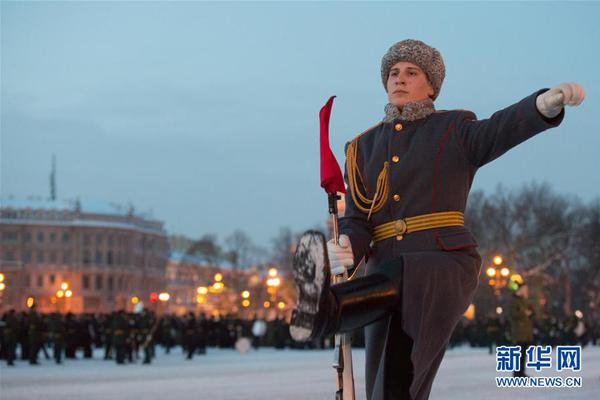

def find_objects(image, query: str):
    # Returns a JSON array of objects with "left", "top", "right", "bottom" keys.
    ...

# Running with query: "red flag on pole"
[{"left": 319, "top": 96, "right": 346, "bottom": 194}]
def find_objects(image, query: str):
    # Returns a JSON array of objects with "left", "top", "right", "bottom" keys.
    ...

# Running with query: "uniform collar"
[{"left": 382, "top": 98, "right": 435, "bottom": 123}]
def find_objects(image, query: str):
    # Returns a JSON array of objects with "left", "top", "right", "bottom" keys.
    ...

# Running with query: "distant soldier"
[
  {"left": 2, "top": 309, "right": 19, "bottom": 366},
  {"left": 509, "top": 282, "right": 533, "bottom": 378},
  {"left": 103, "top": 312, "right": 114, "bottom": 360},
  {"left": 196, "top": 313, "right": 208, "bottom": 355},
  {"left": 139, "top": 309, "right": 155, "bottom": 364},
  {"left": 80, "top": 314, "right": 94, "bottom": 358},
  {"left": 160, "top": 315, "right": 175, "bottom": 354},
  {"left": 64, "top": 312, "right": 78, "bottom": 359},
  {"left": 27, "top": 305, "right": 42, "bottom": 365},
  {"left": 48, "top": 312, "right": 66, "bottom": 364},
  {"left": 183, "top": 312, "right": 197, "bottom": 359},
  {"left": 112, "top": 310, "right": 129, "bottom": 364}
]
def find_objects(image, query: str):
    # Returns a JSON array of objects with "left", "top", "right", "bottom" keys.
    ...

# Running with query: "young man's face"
[{"left": 386, "top": 61, "right": 434, "bottom": 107}]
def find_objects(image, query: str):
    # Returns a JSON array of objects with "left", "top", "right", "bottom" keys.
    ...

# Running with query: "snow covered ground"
[{"left": 1, "top": 345, "right": 598, "bottom": 400}]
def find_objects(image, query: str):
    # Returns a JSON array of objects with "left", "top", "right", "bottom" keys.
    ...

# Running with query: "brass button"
[
  {"left": 394, "top": 123, "right": 403, "bottom": 131},
  {"left": 393, "top": 194, "right": 401, "bottom": 202},
  {"left": 395, "top": 235, "right": 404, "bottom": 241},
  {"left": 392, "top": 155, "right": 400, "bottom": 163}
]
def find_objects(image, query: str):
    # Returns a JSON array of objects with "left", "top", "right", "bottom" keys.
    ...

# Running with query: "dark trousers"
[
  {"left": 53, "top": 342, "right": 63, "bottom": 364},
  {"left": 115, "top": 344, "right": 126, "bottom": 364},
  {"left": 514, "top": 342, "right": 530, "bottom": 377},
  {"left": 5, "top": 340, "right": 16, "bottom": 365}
]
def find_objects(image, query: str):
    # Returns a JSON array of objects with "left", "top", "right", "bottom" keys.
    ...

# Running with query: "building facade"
[{"left": 0, "top": 199, "right": 169, "bottom": 313}]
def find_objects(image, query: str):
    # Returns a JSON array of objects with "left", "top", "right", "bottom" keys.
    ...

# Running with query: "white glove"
[
  {"left": 536, "top": 82, "right": 585, "bottom": 118},
  {"left": 327, "top": 234, "right": 354, "bottom": 276}
]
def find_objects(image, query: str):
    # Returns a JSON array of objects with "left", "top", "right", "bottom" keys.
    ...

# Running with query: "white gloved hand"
[
  {"left": 536, "top": 82, "right": 586, "bottom": 118},
  {"left": 327, "top": 234, "right": 354, "bottom": 276}
]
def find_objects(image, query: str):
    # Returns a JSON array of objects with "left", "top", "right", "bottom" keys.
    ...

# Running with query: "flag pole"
[{"left": 319, "top": 96, "right": 355, "bottom": 400}]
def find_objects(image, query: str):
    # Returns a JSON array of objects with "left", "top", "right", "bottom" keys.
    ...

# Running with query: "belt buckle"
[{"left": 394, "top": 219, "right": 407, "bottom": 240}]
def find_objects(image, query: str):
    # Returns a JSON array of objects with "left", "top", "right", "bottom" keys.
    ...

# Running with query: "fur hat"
[{"left": 381, "top": 39, "right": 445, "bottom": 100}]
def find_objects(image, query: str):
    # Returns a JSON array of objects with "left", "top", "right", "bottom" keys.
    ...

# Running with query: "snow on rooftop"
[
  {"left": 1, "top": 197, "right": 154, "bottom": 219},
  {"left": 169, "top": 250, "right": 237, "bottom": 270}
]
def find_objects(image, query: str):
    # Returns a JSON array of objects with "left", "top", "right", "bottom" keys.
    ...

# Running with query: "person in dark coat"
[
  {"left": 112, "top": 310, "right": 129, "bottom": 364},
  {"left": 27, "top": 306, "right": 43, "bottom": 365},
  {"left": 48, "top": 312, "right": 66, "bottom": 364},
  {"left": 290, "top": 39, "right": 585, "bottom": 400},
  {"left": 64, "top": 313, "right": 78, "bottom": 359},
  {"left": 183, "top": 312, "right": 197, "bottom": 359},
  {"left": 2, "top": 310, "right": 19, "bottom": 366}
]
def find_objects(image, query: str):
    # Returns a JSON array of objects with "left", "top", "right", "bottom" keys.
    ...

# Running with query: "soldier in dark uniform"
[
  {"left": 196, "top": 313, "right": 208, "bottom": 355},
  {"left": 48, "top": 312, "right": 66, "bottom": 364},
  {"left": 183, "top": 312, "right": 197, "bottom": 359},
  {"left": 27, "top": 305, "right": 43, "bottom": 365},
  {"left": 103, "top": 312, "right": 114, "bottom": 359},
  {"left": 112, "top": 310, "right": 129, "bottom": 364},
  {"left": 64, "top": 312, "right": 78, "bottom": 359},
  {"left": 2, "top": 309, "right": 19, "bottom": 366},
  {"left": 159, "top": 314, "right": 175, "bottom": 354},
  {"left": 139, "top": 309, "right": 155, "bottom": 364},
  {"left": 290, "top": 39, "right": 585, "bottom": 400}
]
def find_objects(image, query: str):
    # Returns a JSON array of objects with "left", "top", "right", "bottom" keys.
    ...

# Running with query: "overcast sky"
[{"left": 2, "top": 1, "right": 599, "bottom": 247}]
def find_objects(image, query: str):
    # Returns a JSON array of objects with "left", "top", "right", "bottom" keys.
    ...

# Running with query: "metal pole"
[{"left": 328, "top": 193, "right": 355, "bottom": 400}]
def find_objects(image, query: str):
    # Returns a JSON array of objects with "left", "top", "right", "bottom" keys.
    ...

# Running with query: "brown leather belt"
[{"left": 372, "top": 211, "right": 464, "bottom": 242}]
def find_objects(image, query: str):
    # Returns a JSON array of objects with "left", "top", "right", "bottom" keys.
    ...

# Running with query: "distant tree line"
[{"left": 466, "top": 182, "right": 600, "bottom": 321}]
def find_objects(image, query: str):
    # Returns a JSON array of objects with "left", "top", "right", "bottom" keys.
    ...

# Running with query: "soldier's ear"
[{"left": 427, "top": 82, "right": 434, "bottom": 98}]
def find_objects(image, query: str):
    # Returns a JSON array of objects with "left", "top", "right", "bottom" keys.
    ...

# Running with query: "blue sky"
[{"left": 2, "top": 1, "right": 599, "bottom": 246}]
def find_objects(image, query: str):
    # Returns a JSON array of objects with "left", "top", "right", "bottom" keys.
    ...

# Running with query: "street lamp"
[
  {"left": 266, "top": 271, "right": 281, "bottom": 301},
  {"left": 486, "top": 255, "right": 512, "bottom": 295}
]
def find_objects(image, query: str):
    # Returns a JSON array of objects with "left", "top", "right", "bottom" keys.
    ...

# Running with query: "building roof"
[{"left": 0, "top": 197, "right": 165, "bottom": 235}]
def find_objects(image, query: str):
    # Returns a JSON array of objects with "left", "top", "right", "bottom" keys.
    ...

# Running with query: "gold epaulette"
[{"left": 346, "top": 122, "right": 389, "bottom": 218}]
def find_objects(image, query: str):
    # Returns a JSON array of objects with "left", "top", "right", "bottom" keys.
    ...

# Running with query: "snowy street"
[{"left": 1, "top": 346, "right": 598, "bottom": 400}]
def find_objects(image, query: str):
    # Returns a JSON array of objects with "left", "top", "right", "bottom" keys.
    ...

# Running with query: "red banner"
[{"left": 319, "top": 96, "right": 345, "bottom": 194}]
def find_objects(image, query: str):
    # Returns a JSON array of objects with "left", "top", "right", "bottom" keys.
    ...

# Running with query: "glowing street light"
[
  {"left": 0, "top": 273, "right": 5, "bottom": 282},
  {"left": 26, "top": 297, "right": 35, "bottom": 308},
  {"left": 277, "top": 301, "right": 286, "bottom": 310},
  {"left": 214, "top": 273, "right": 223, "bottom": 282},
  {"left": 131, "top": 296, "right": 140, "bottom": 304},
  {"left": 241, "top": 290, "right": 250, "bottom": 299},
  {"left": 263, "top": 301, "right": 271, "bottom": 308},
  {"left": 197, "top": 286, "right": 208, "bottom": 295},
  {"left": 57, "top": 290, "right": 65, "bottom": 298},
  {"left": 496, "top": 307, "right": 503, "bottom": 315},
  {"left": 158, "top": 292, "right": 170, "bottom": 302},
  {"left": 65, "top": 290, "right": 73, "bottom": 298},
  {"left": 0, "top": 282, "right": 5, "bottom": 291},
  {"left": 268, "top": 268, "right": 278, "bottom": 278},
  {"left": 242, "top": 299, "right": 250, "bottom": 308},
  {"left": 60, "top": 282, "right": 69, "bottom": 291},
  {"left": 487, "top": 255, "right": 512, "bottom": 295}
]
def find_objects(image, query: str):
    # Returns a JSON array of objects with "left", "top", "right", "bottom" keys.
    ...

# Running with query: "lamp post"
[
  {"left": 485, "top": 255, "right": 512, "bottom": 296},
  {"left": 56, "top": 282, "right": 73, "bottom": 313},
  {"left": 0, "top": 272, "right": 6, "bottom": 311},
  {"left": 266, "top": 267, "right": 281, "bottom": 302}
]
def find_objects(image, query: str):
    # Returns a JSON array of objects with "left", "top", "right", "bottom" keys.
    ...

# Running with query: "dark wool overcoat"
[{"left": 338, "top": 90, "right": 564, "bottom": 400}]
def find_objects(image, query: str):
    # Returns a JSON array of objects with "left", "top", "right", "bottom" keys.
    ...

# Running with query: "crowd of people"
[
  {"left": 0, "top": 307, "right": 291, "bottom": 366},
  {"left": 1, "top": 306, "right": 597, "bottom": 367}
]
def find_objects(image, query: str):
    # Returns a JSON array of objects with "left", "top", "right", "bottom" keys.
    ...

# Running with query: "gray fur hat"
[{"left": 381, "top": 39, "right": 445, "bottom": 100}]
